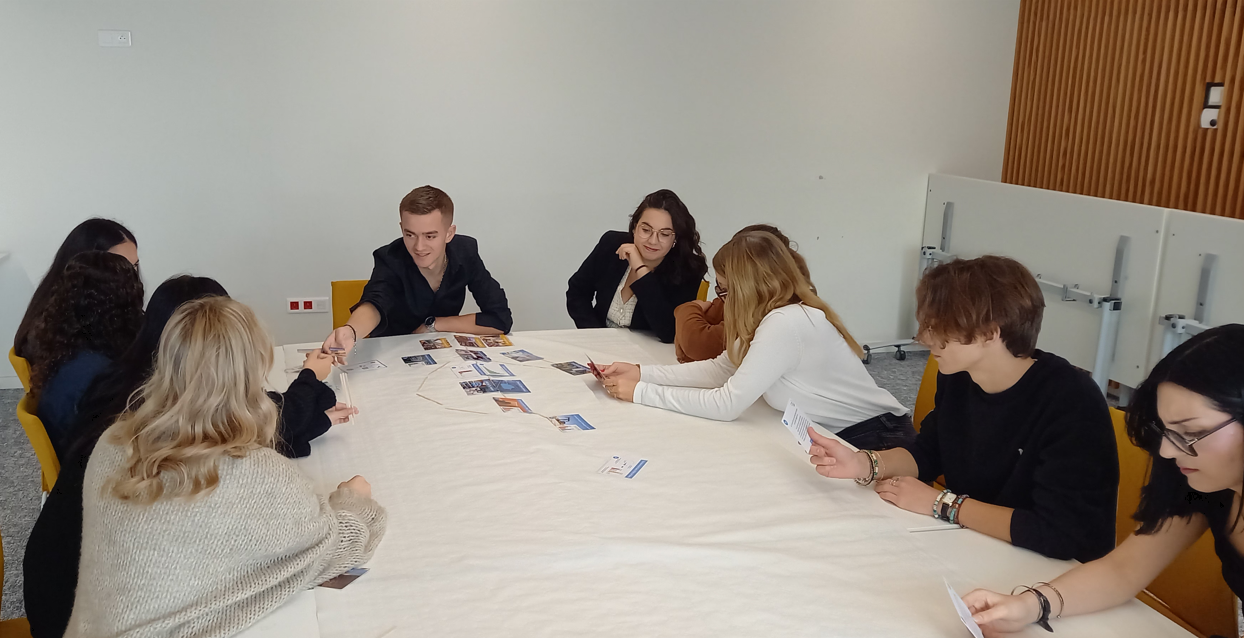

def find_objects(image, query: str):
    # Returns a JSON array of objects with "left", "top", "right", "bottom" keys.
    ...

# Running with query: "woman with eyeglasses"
[
  {"left": 962, "top": 324, "right": 1244, "bottom": 634},
  {"left": 566, "top": 189, "right": 708, "bottom": 343},
  {"left": 673, "top": 224, "right": 814, "bottom": 363},
  {"left": 599, "top": 230, "right": 912, "bottom": 451}
]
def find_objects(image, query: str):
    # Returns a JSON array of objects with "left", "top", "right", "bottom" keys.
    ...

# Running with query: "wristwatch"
[{"left": 424, "top": 316, "right": 437, "bottom": 332}]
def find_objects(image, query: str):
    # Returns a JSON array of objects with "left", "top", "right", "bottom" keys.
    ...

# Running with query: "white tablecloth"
[{"left": 261, "top": 329, "right": 1191, "bottom": 638}]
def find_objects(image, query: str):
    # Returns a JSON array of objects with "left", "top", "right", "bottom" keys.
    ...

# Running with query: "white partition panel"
[
  {"left": 922, "top": 175, "right": 1166, "bottom": 389},
  {"left": 1148, "top": 210, "right": 1244, "bottom": 369}
]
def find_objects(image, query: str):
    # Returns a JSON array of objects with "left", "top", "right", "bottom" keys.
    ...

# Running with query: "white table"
[{"left": 262, "top": 329, "right": 1192, "bottom": 638}]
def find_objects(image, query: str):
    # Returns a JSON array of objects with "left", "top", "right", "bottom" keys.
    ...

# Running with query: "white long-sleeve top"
[{"left": 633, "top": 304, "right": 908, "bottom": 431}]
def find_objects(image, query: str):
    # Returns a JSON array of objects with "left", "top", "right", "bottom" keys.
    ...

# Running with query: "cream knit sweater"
[{"left": 65, "top": 431, "right": 387, "bottom": 638}]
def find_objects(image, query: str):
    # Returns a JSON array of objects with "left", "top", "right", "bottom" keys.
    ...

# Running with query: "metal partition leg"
[{"left": 1092, "top": 301, "right": 1123, "bottom": 393}]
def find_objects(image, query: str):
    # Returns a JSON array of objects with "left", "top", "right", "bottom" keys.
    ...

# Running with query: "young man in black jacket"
[
  {"left": 322, "top": 186, "right": 512, "bottom": 355},
  {"left": 806, "top": 255, "right": 1119, "bottom": 562}
]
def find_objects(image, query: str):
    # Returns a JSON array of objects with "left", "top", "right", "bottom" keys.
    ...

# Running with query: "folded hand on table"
[
  {"left": 961, "top": 589, "right": 1041, "bottom": 636},
  {"left": 601, "top": 375, "right": 637, "bottom": 402},
  {"left": 873, "top": 475, "right": 942, "bottom": 515},
  {"left": 325, "top": 402, "right": 358, "bottom": 425},
  {"left": 338, "top": 475, "right": 372, "bottom": 499}
]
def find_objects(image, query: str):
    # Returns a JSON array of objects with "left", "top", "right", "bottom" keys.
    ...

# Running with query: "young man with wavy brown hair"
[{"left": 807, "top": 255, "right": 1119, "bottom": 563}]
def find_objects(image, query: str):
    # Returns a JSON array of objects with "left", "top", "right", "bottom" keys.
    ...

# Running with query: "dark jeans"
[{"left": 836, "top": 412, "right": 917, "bottom": 451}]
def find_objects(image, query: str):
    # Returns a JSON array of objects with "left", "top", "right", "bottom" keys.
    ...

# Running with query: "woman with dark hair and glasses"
[
  {"left": 566, "top": 189, "right": 708, "bottom": 343},
  {"left": 963, "top": 323, "right": 1244, "bottom": 634}
]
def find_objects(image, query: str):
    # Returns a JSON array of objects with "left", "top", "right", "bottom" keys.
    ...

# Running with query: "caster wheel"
[
  {"left": 862, "top": 345, "right": 872, "bottom": 365},
  {"left": 895, "top": 349, "right": 907, "bottom": 361}
]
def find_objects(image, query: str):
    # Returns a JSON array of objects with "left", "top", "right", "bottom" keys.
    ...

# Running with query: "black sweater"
[
  {"left": 357, "top": 235, "right": 513, "bottom": 336},
  {"left": 566, "top": 231, "right": 705, "bottom": 343},
  {"left": 22, "top": 369, "right": 336, "bottom": 638},
  {"left": 907, "top": 351, "right": 1119, "bottom": 562}
]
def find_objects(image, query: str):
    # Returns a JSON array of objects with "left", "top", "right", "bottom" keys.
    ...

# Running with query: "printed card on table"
[
  {"left": 454, "top": 335, "right": 486, "bottom": 348},
  {"left": 340, "top": 360, "right": 386, "bottom": 373},
  {"left": 420, "top": 338, "right": 452, "bottom": 350},
  {"left": 780, "top": 399, "right": 814, "bottom": 453},
  {"left": 502, "top": 349, "right": 543, "bottom": 362},
  {"left": 318, "top": 567, "right": 368, "bottom": 590},
  {"left": 481, "top": 335, "right": 513, "bottom": 348},
  {"left": 456, "top": 349, "right": 492, "bottom": 362},
  {"left": 551, "top": 361, "right": 591, "bottom": 376},
  {"left": 549, "top": 414, "right": 594, "bottom": 431},
  {"left": 494, "top": 397, "right": 532, "bottom": 413},
  {"left": 473, "top": 363, "right": 515, "bottom": 377},
  {"left": 460, "top": 379, "right": 531, "bottom": 395},
  {"left": 402, "top": 354, "right": 436, "bottom": 366},
  {"left": 460, "top": 380, "right": 496, "bottom": 395},
  {"left": 451, "top": 365, "right": 484, "bottom": 380},
  {"left": 598, "top": 455, "right": 647, "bottom": 479},
  {"left": 493, "top": 379, "right": 530, "bottom": 393}
]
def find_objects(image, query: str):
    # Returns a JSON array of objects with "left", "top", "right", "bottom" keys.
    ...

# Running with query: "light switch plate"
[{"left": 98, "top": 30, "right": 131, "bottom": 47}]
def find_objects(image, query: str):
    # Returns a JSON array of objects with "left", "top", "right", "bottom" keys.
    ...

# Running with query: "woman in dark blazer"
[{"left": 567, "top": 189, "right": 708, "bottom": 343}]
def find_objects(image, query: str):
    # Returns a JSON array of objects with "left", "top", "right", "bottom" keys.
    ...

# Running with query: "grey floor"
[{"left": 0, "top": 350, "right": 928, "bottom": 620}]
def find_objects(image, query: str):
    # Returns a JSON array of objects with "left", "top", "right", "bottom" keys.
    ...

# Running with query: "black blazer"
[
  {"left": 566, "top": 230, "right": 705, "bottom": 343},
  {"left": 356, "top": 235, "right": 513, "bottom": 336}
]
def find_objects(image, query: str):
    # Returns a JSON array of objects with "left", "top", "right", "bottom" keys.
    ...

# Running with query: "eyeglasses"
[
  {"left": 1150, "top": 417, "right": 1238, "bottom": 457},
  {"left": 635, "top": 223, "right": 675, "bottom": 243},
  {"left": 714, "top": 283, "right": 728, "bottom": 299}
]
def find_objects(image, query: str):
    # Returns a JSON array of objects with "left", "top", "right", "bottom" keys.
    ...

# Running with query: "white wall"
[{"left": 0, "top": 1, "right": 1019, "bottom": 367}]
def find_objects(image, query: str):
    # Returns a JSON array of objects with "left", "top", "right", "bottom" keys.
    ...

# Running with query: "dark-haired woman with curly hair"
[
  {"left": 567, "top": 189, "right": 708, "bottom": 343},
  {"left": 27, "top": 250, "right": 144, "bottom": 456},
  {"left": 963, "top": 324, "right": 1244, "bottom": 634},
  {"left": 14, "top": 217, "right": 137, "bottom": 361}
]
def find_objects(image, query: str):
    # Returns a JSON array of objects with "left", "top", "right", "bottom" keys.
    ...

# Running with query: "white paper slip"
[
  {"left": 340, "top": 360, "right": 386, "bottom": 373},
  {"left": 450, "top": 364, "right": 484, "bottom": 380},
  {"left": 945, "top": 578, "right": 985, "bottom": 638},
  {"left": 598, "top": 455, "right": 648, "bottom": 479},
  {"left": 780, "top": 399, "right": 813, "bottom": 453}
]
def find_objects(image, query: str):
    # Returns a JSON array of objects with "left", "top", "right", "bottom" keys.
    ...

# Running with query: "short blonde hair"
[
  {"left": 713, "top": 231, "right": 863, "bottom": 364},
  {"left": 107, "top": 296, "right": 278, "bottom": 504}
]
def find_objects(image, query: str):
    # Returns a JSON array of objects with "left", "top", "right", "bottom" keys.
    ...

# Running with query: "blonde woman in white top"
[
  {"left": 602, "top": 230, "right": 914, "bottom": 450},
  {"left": 67, "top": 296, "right": 386, "bottom": 638}
]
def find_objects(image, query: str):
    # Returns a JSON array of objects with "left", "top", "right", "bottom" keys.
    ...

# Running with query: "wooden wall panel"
[{"left": 1003, "top": 0, "right": 1244, "bottom": 219}]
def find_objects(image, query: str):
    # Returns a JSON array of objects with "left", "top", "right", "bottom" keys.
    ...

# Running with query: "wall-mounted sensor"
[
  {"left": 1201, "top": 108, "right": 1219, "bottom": 129},
  {"left": 1204, "top": 82, "right": 1225, "bottom": 108}
]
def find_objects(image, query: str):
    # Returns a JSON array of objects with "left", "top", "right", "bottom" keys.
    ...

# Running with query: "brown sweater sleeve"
[{"left": 673, "top": 298, "right": 727, "bottom": 363}]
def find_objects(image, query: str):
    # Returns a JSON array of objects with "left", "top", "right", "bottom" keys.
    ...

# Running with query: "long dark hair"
[
  {"left": 66, "top": 276, "right": 229, "bottom": 458},
  {"left": 628, "top": 189, "right": 707, "bottom": 285},
  {"left": 1128, "top": 323, "right": 1244, "bottom": 534},
  {"left": 15, "top": 218, "right": 137, "bottom": 359},
  {"left": 27, "top": 252, "right": 145, "bottom": 404}
]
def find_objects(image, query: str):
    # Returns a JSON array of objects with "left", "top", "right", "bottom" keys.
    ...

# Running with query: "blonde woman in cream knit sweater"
[{"left": 66, "top": 296, "right": 386, "bottom": 638}]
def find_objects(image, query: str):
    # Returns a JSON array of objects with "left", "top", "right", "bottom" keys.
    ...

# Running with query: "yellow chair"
[
  {"left": 16, "top": 395, "right": 58, "bottom": 494},
  {"left": 1112, "top": 407, "right": 1234, "bottom": 638},
  {"left": 912, "top": 355, "right": 938, "bottom": 433},
  {"left": 330, "top": 280, "right": 368, "bottom": 330},
  {"left": 0, "top": 531, "right": 33, "bottom": 638},
  {"left": 8, "top": 348, "right": 30, "bottom": 393},
  {"left": 697, "top": 280, "right": 709, "bottom": 302}
]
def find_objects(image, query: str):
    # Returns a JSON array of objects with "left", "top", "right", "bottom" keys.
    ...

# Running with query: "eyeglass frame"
[
  {"left": 714, "top": 282, "right": 728, "bottom": 299},
  {"left": 634, "top": 222, "right": 676, "bottom": 244},
  {"left": 1150, "top": 416, "right": 1239, "bottom": 457}
]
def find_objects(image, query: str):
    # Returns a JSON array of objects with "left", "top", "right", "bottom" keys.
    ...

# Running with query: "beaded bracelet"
[
  {"left": 855, "top": 450, "right": 881, "bottom": 486},
  {"left": 948, "top": 494, "right": 969, "bottom": 527},
  {"left": 933, "top": 488, "right": 951, "bottom": 519}
]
